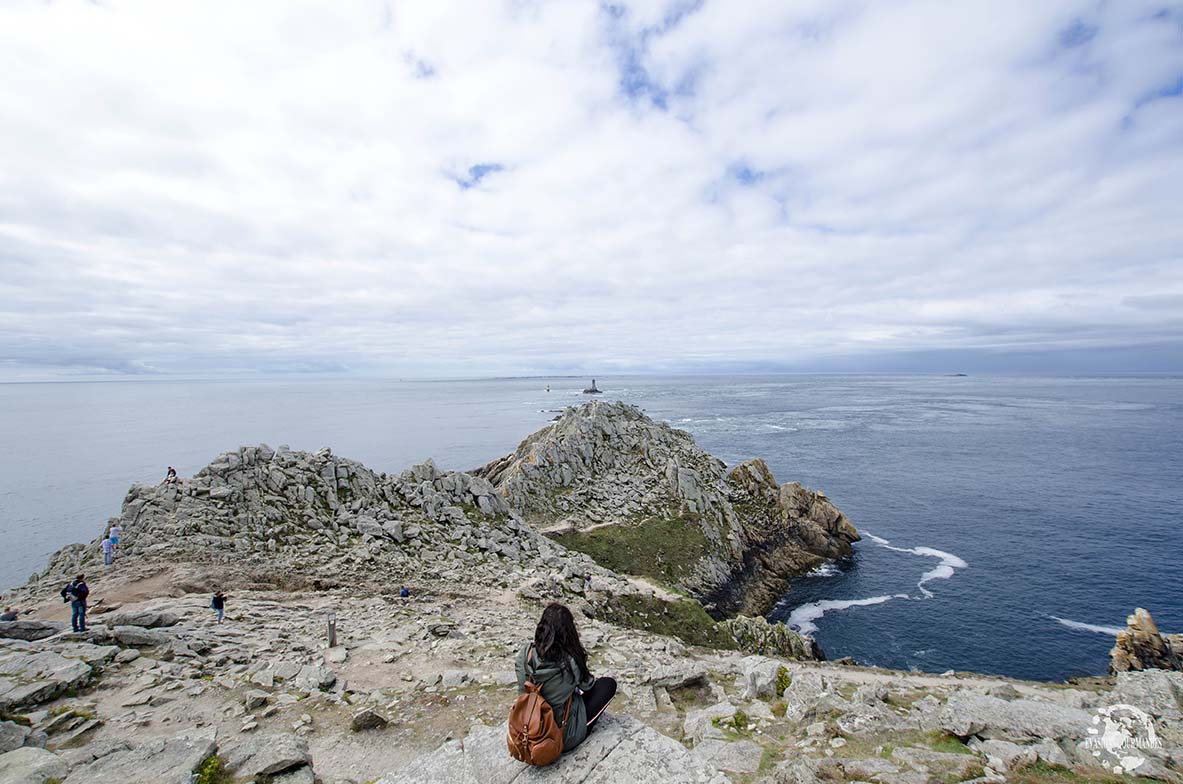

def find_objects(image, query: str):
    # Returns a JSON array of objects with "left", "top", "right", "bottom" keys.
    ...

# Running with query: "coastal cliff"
[
  {"left": 477, "top": 401, "right": 859, "bottom": 616},
  {"left": 0, "top": 403, "right": 1180, "bottom": 784}
]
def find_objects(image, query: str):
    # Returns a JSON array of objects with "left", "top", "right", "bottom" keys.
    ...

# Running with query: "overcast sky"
[{"left": 1, "top": 1, "right": 1181, "bottom": 379}]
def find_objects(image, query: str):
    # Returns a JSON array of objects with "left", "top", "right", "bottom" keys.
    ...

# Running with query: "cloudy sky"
[{"left": 1, "top": 1, "right": 1181, "bottom": 379}]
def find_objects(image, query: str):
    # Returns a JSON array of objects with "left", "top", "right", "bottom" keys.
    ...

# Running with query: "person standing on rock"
[
  {"left": 211, "top": 591, "right": 226, "bottom": 623},
  {"left": 108, "top": 523, "right": 122, "bottom": 556},
  {"left": 514, "top": 602, "right": 617, "bottom": 754},
  {"left": 100, "top": 536, "right": 114, "bottom": 566},
  {"left": 60, "top": 573, "right": 89, "bottom": 632}
]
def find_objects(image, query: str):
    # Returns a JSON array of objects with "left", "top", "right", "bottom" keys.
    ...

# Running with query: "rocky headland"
[{"left": 0, "top": 401, "right": 1179, "bottom": 784}]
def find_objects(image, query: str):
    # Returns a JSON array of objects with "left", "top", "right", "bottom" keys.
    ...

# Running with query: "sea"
[{"left": 1, "top": 374, "right": 1179, "bottom": 682}]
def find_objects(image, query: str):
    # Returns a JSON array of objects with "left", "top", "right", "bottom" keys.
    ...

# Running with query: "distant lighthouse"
[{"left": 582, "top": 379, "right": 602, "bottom": 394}]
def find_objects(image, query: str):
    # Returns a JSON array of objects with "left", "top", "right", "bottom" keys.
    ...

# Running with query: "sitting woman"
[{"left": 515, "top": 602, "right": 616, "bottom": 753}]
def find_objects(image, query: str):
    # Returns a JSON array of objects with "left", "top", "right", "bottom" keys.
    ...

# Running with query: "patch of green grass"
[
  {"left": 712, "top": 708, "right": 750, "bottom": 733},
  {"left": 775, "top": 666, "right": 791, "bottom": 698},
  {"left": 939, "top": 762, "right": 985, "bottom": 783},
  {"left": 549, "top": 514, "right": 709, "bottom": 586},
  {"left": 1008, "top": 760, "right": 1164, "bottom": 784},
  {"left": 925, "top": 730, "right": 974, "bottom": 755},
  {"left": 192, "top": 755, "right": 233, "bottom": 784},
  {"left": 593, "top": 593, "right": 737, "bottom": 650}
]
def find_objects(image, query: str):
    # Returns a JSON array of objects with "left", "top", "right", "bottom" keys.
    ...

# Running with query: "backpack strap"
[{"left": 558, "top": 692, "right": 574, "bottom": 730}]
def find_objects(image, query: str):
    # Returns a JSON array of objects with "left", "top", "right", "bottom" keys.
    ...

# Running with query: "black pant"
[{"left": 583, "top": 677, "right": 617, "bottom": 730}]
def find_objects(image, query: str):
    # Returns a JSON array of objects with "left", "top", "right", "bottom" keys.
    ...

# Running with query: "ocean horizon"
[{"left": 3, "top": 373, "right": 1179, "bottom": 682}]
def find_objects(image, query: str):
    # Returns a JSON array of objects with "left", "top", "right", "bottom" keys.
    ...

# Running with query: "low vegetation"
[
  {"left": 1009, "top": 760, "right": 1165, "bottom": 784},
  {"left": 593, "top": 593, "right": 737, "bottom": 650},
  {"left": 549, "top": 514, "right": 709, "bottom": 586},
  {"left": 193, "top": 755, "right": 232, "bottom": 784}
]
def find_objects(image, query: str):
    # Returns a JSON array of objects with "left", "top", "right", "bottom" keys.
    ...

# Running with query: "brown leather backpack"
[{"left": 506, "top": 645, "right": 572, "bottom": 766}]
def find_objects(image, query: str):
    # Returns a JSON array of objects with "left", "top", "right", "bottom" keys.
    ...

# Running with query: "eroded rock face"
[
  {"left": 1110, "top": 608, "right": 1183, "bottom": 674},
  {"left": 719, "top": 614, "right": 823, "bottom": 660},
  {"left": 477, "top": 402, "right": 858, "bottom": 615}
]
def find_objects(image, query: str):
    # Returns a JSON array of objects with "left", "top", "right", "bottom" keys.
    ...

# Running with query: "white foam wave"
[
  {"left": 863, "top": 532, "right": 967, "bottom": 599},
  {"left": 807, "top": 562, "right": 841, "bottom": 578},
  {"left": 1051, "top": 616, "right": 1124, "bottom": 636},
  {"left": 786, "top": 595, "right": 895, "bottom": 635}
]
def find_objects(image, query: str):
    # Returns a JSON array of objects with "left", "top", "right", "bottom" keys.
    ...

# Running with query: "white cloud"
[{"left": 0, "top": 0, "right": 1181, "bottom": 378}]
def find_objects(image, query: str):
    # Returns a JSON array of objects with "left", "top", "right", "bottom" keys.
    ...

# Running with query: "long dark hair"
[{"left": 534, "top": 602, "right": 589, "bottom": 681}]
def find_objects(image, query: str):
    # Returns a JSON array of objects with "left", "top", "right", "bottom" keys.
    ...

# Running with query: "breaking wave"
[
  {"left": 1050, "top": 616, "right": 1124, "bottom": 636},
  {"left": 864, "top": 532, "right": 968, "bottom": 598},
  {"left": 785, "top": 595, "right": 898, "bottom": 635},
  {"left": 807, "top": 561, "right": 842, "bottom": 578}
]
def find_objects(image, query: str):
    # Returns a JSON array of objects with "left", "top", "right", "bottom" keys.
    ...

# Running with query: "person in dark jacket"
[
  {"left": 515, "top": 602, "right": 616, "bottom": 753},
  {"left": 211, "top": 591, "right": 226, "bottom": 623},
  {"left": 60, "top": 574, "right": 90, "bottom": 632}
]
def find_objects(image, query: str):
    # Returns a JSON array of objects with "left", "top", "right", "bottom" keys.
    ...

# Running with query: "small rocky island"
[{"left": 0, "top": 402, "right": 1179, "bottom": 783}]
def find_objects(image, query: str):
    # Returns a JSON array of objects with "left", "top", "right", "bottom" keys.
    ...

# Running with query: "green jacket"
[{"left": 515, "top": 642, "right": 594, "bottom": 751}]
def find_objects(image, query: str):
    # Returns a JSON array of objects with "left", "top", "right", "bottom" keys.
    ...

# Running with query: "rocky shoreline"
[{"left": 0, "top": 401, "right": 1179, "bottom": 783}]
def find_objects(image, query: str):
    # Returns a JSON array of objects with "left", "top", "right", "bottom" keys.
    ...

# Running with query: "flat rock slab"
[
  {"left": 0, "top": 650, "right": 93, "bottom": 711},
  {"left": 378, "top": 714, "right": 728, "bottom": 784},
  {"left": 221, "top": 732, "right": 310, "bottom": 777},
  {"left": 62, "top": 735, "right": 215, "bottom": 784},
  {"left": 0, "top": 746, "right": 69, "bottom": 784},
  {"left": 689, "top": 738, "right": 763, "bottom": 773},
  {"left": 102, "top": 610, "right": 180, "bottom": 628},
  {"left": 0, "top": 621, "right": 66, "bottom": 642},
  {"left": 939, "top": 693, "right": 1092, "bottom": 743},
  {"left": 111, "top": 626, "right": 171, "bottom": 648}
]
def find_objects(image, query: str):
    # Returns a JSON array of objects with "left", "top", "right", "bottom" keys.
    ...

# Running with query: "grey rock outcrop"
[
  {"left": 0, "top": 746, "right": 68, "bottom": 784},
  {"left": 719, "top": 614, "right": 823, "bottom": 660},
  {"left": 1109, "top": 668, "right": 1183, "bottom": 723},
  {"left": 477, "top": 402, "right": 858, "bottom": 615},
  {"left": 1110, "top": 607, "right": 1183, "bottom": 674}
]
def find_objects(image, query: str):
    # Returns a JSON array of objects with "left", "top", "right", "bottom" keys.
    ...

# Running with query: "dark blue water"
[{"left": 1, "top": 375, "right": 1179, "bottom": 681}]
